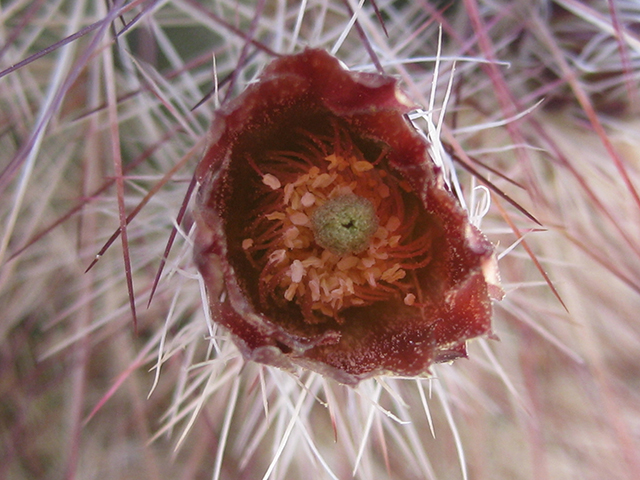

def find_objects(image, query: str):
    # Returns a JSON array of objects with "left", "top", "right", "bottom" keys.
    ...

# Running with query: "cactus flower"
[{"left": 194, "top": 49, "right": 500, "bottom": 385}]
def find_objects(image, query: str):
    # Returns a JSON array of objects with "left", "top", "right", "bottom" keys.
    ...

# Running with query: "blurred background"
[{"left": 1, "top": 1, "right": 639, "bottom": 479}]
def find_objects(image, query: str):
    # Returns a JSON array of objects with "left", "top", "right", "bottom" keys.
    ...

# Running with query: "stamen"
[
  {"left": 290, "top": 260, "right": 305, "bottom": 283},
  {"left": 245, "top": 131, "right": 434, "bottom": 321},
  {"left": 289, "top": 212, "right": 309, "bottom": 226},
  {"left": 353, "top": 160, "right": 374, "bottom": 172},
  {"left": 262, "top": 174, "right": 281, "bottom": 190},
  {"left": 301, "top": 192, "right": 316, "bottom": 207}
]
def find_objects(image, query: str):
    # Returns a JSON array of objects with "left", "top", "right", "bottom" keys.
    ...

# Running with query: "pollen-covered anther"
[
  {"left": 290, "top": 259, "right": 305, "bottom": 283},
  {"left": 404, "top": 293, "right": 416, "bottom": 306},
  {"left": 268, "top": 249, "right": 287, "bottom": 265},
  {"left": 300, "top": 192, "right": 316, "bottom": 207},
  {"left": 289, "top": 212, "right": 309, "bottom": 226},
  {"left": 381, "top": 264, "right": 406, "bottom": 283},
  {"left": 262, "top": 173, "right": 281, "bottom": 190}
]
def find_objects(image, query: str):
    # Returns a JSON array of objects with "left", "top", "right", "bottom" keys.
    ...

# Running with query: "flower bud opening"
[{"left": 311, "top": 194, "right": 378, "bottom": 256}]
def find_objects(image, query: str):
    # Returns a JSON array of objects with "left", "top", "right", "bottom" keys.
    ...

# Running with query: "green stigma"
[{"left": 311, "top": 194, "right": 379, "bottom": 256}]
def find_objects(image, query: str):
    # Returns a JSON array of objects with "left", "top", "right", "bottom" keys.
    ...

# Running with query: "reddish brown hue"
[{"left": 194, "top": 49, "right": 500, "bottom": 385}]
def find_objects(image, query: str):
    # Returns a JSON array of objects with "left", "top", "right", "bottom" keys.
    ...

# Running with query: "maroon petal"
[{"left": 193, "top": 49, "right": 500, "bottom": 385}]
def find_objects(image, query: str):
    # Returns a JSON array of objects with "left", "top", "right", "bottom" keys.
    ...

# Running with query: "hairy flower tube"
[{"left": 194, "top": 49, "right": 501, "bottom": 385}]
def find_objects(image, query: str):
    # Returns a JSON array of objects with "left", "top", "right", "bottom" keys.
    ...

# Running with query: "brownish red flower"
[{"left": 193, "top": 49, "right": 501, "bottom": 385}]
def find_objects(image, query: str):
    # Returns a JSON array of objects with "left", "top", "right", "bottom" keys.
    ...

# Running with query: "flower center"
[
  {"left": 241, "top": 132, "right": 433, "bottom": 323},
  {"left": 311, "top": 194, "right": 378, "bottom": 256}
]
